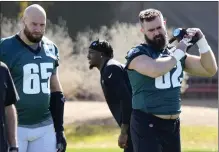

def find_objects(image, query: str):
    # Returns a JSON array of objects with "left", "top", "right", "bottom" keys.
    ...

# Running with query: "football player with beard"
[
  {"left": 125, "top": 8, "right": 217, "bottom": 152},
  {"left": 0, "top": 4, "right": 66, "bottom": 152},
  {"left": 87, "top": 40, "right": 133, "bottom": 152}
]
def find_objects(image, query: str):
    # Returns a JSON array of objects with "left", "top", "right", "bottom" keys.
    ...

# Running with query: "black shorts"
[{"left": 130, "top": 109, "right": 181, "bottom": 152}]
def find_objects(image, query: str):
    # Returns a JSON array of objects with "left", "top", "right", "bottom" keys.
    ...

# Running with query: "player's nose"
[
  {"left": 33, "top": 25, "right": 42, "bottom": 33},
  {"left": 154, "top": 30, "right": 160, "bottom": 36},
  {"left": 87, "top": 54, "right": 90, "bottom": 60}
]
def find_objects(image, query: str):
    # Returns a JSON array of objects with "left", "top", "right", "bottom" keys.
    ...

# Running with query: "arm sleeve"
[
  {"left": 49, "top": 91, "right": 65, "bottom": 133},
  {"left": 5, "top": 66, "right": 19, "bottom": 106},
  {"left": 103, "top": 65, "right": 132, "bottom": 124}
]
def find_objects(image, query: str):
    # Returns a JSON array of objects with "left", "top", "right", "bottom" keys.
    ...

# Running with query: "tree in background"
[{"left": 18, "top": 1, "right": 29, "bottom": 19}]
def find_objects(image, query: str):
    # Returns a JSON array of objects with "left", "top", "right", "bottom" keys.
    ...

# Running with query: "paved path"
[{"left": 64, "top": 101, "right": 218, "bottom": 127}]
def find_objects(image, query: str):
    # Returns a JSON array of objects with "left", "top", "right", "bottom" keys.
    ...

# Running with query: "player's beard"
[
  {"left": 144, "top": 34, "right": 167, "bottom": 52},
  {"left": 24, "top": 25, "right": 43, "bottom": 43},
  {"left": 89, "top": 59, "right": 100, "bottom": 70},
  {"left": 89, "top": 64, "right": 94, "bottom": 70},
  {"left": 88, "top": 60, "right": 96, "bottom": 70}
]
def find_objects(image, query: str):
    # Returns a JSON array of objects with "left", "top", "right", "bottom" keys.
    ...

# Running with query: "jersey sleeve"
[
  {"left": 4, "top": 63, "right": 19, "bottom": 106},
  {"left": 0, "top": 38, "right": 5, "bottom": 62},
  {"left": 125, "top": 47, "right": 145, "bottom": 69},
  {"left": 54, "top": 44, "right": 60, "bottom": 67},
  {"left": 0, "top": 38, "right": 14, "bottom": 69},
  {"left": 43, "top": 37, "right": 60, "bottom": 75},
  {"left": 52, "top": 44, "right": 60, "bottom": 75}
]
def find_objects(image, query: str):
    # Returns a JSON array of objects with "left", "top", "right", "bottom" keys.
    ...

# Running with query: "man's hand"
[
  {"left": 186, "top": 28, "right": 212, "bottom": 54},
  {"left": 170, "top": 37, "right": 193, "bottom": 62},
  {"left": 176, "top": 37, "right": 193, "bottom": 53},
  {"left": 174, "top": 28, "right": 204, "bottom": 56},
  {"left": 118, "top": 133, "right": 128, "bottom": 149},
  {"left": 186, "top": 28, "right": 204, "bottom": 41},
  {"left": 118, "top": 124, "right": 129, "bottom": 149},
  {"left": 56, "top": 132, "right": 67, "bottom": 152}
]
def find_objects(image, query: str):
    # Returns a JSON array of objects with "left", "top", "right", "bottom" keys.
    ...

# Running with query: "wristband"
[
  {"left": 196, "top": 36, "right": 211, "bottom": 54},
  {"left": 171, "top": 49, "right": 185, "bottom": 61}
]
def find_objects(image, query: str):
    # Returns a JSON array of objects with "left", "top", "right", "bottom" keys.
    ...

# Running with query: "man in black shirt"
[
  {"left": 0, "top": 61, "right": 19, "bottom": 152},
  {"left": 87, "top": 39, "right": 133, "bottom": 152}
]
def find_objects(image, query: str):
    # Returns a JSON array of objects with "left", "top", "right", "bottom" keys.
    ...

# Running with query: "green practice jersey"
[
  {"left": 125, "top": 44, "right": 186, "bottom": 115},
  {"left": 0, "top": 34, "right": 59, "bottom": 125}
]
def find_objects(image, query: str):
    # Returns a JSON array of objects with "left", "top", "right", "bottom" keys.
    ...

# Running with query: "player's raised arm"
[
  {"left": 127, "top": 39, "right": 192, "bottom": 78},
  {"left": 184, "top": 28, "right": 218, "bottom": 77}
]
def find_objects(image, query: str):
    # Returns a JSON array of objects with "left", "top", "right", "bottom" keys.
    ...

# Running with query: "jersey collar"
[{"left": 15, "top": 34, "right": 42, "bottom": 55}]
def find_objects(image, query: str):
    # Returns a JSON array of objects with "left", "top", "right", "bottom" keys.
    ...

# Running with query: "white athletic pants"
[{"left": 17, "top": 124, "right": 56, "bottom": 152}]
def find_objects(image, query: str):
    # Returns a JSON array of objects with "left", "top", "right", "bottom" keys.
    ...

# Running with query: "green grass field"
[
  {"left": 65, "top": 124, "right": 218, "bottom": 152},
  {"left": 66, "top": 148, "right": 217, "bottom": 152}
]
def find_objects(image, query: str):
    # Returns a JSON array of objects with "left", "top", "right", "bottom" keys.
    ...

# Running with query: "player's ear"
[
  {"left": 163, "top": 20, "right": 166, "bottom": 25},
  {"left": 100, "top": 52, "right": 104, "bottom": 58},
  {"left": 21, "top": 17, "right": 25, "bottom": 28},
  {"left": 140, "top": 28, "right": 144, "bottom": 33}
]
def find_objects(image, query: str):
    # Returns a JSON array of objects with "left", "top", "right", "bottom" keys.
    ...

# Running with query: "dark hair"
[
  {"left": 89, "top": 39, "right": 114, "bottom": 58},
  {"left": 139, "top": 8, "right": 162, "bottom": 23}
]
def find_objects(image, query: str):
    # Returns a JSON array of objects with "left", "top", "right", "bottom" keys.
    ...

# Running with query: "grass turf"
[
  {"left": 65, "top": 124, "right": 217, "bottom": 151},
  {"left": 66, "top": 148, "right": 217, "bottom": 152}
]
